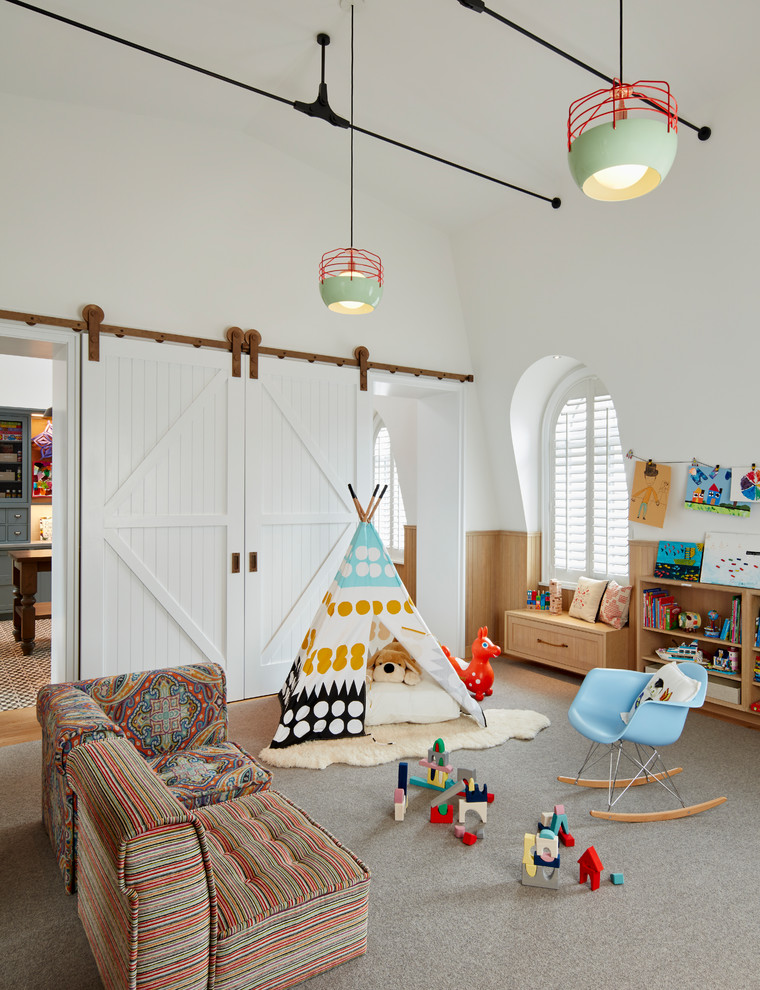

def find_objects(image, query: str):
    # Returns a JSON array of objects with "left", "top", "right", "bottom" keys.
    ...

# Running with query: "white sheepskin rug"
[{"left": 258, "top": 708, "right": 550, "bottom": 769}]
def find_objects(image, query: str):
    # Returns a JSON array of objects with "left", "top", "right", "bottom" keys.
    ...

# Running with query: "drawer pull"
[{"left": 537, "top": 637, "right": 568, "bottom": 648}]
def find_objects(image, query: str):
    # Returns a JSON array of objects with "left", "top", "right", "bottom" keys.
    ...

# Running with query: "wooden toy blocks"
[{"left": 578, "top": 846, "right": 604, "bottom": 891}]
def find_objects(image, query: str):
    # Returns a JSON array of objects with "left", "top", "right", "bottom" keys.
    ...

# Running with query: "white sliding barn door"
[
  {"left": 244, "top": 357, "right": 371, "bottom": 697},
  {"left": 80, "top": 338, "right": 245, "bottom": 698}
]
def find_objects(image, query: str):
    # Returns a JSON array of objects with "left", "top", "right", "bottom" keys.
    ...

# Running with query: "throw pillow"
[
  {"left": 599, "top": 581, "right": 633, "bottom": 629},
  {"left": 621, "top": 662, "right": 701, "bottom": 724},
  {"left": 568, "top": 577, "right": 608, "bottom": 623}
]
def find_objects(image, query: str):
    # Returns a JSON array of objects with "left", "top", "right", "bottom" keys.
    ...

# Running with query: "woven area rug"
[
  {"left": 258, "top": 708, "right": 550, "bottom": 769},
  {"left": 0, "top": 618, "right": 51, "bottom": 711}
]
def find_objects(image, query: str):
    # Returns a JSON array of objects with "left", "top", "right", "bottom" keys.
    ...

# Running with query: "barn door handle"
[
  {"left": 249, "top": 552, "right": 257, "bottom": 573},
  {"left": 231, "top": 553, "right": 240, "bottom": 574}
]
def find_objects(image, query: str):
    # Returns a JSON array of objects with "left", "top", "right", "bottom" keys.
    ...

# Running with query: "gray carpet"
[{"left": 2, "top": 659, "right": 759, "bottom": 990}]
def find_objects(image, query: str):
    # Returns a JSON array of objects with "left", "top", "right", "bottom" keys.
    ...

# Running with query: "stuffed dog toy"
[{"left": 367, "top": 641, "right": 422, "bottom": 685}]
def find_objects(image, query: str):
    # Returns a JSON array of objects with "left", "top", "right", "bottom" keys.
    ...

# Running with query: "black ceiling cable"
[
  {"left": 3, "top": 0, "right": 561, "bottom": 207},
  {"left": 457, "top": 0, "right": 711, "bottom": 140}
]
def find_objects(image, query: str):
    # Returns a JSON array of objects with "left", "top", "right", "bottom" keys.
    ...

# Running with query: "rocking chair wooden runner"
[{"left": 558, "top": 664, "right": 727, "bottom": 822}]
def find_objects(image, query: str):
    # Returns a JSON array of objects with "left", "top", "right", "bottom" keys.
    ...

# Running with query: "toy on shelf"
[
  {"left": 526, "top": 589, "right": 551, "bottom": 610},
  {"left": 578, "top": 846, "right": 604, "bottom": 891},
  {"left": 442, "top": 626, "right": 500, "bottom": 702},
  {"left": 655, "top": 641, "right": 703, "bottom": 664},
  {"left": 678, "top": 610, "right": 701, "bottom": 632},
  {"left": 704, "top": 610, "right": 721, "bottom": 638},
  {"left": 709, "top": 648, "right": 739, "bottom": 674},
  {"left": 549, "top": 579, "right": 562, "bottom": 615}
]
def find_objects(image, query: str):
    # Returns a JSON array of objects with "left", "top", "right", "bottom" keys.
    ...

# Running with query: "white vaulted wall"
[
  {"left": 453, "top": 80, "right": 760, "bottom": 547},
  {"left": 0, "top": 91, "right": 500, "bottom": 529}
]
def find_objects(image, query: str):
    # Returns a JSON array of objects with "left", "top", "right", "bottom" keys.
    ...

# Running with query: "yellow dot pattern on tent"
[
  {"left": 322, "top": 597, "right": 415, "bottom": 617},
  {"left": 303, "top": 643, "right": 366, "bottom": 676}
]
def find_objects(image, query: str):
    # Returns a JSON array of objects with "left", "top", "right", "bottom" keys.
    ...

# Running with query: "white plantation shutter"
[
  {"left": 546, "top": 376, "right": 629, "bottom": 584},
  {"left": 373, "top": 423, "right": 407, "bottom": 553}
]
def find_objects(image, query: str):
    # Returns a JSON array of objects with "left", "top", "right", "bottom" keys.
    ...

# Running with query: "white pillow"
[
  {"left": 568, "top": 577, "right": 608, "bottom": 623},
  {"left": 621, "top": 662, "right": 701, "bottom": 724},
  {"left": 365, "top": 669, "right": 460, "bottom": 726}
]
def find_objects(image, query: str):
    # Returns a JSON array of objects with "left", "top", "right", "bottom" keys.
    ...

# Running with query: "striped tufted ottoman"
[
  {"left": 67, "top": 739, "right": 369, "bottom": 990},
  {"left": 196, "top": 791, "right": 371, "bottom": 990}
]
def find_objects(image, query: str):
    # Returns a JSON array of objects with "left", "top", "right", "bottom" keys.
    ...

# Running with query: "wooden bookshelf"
[{"left": 635, "top": 576, "right": 760, "bottom": 729}]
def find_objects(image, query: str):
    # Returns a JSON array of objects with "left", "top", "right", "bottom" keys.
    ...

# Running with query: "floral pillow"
[
  {"left": 568, "top": 577, "right": 608, "bottom": 623},
  {"left": 598, "top": 581, "right": 633, "bottom": 629}
]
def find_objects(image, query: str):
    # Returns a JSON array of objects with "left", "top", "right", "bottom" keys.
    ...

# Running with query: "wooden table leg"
[{"left": 11, "top": 558, "right": 39, "bottom": 656}]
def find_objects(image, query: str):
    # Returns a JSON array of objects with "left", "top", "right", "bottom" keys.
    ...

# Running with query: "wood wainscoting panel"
[
  {"left": 403, "top": 525, "right": 417, "bottom": 605},
  {"left": 465, "top": 531, "right": 541, "bottom": 655}
]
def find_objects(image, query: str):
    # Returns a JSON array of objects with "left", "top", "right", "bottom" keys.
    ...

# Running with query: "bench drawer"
[{"left": 507, "top": 616, "right": 604, "bottom": 673}]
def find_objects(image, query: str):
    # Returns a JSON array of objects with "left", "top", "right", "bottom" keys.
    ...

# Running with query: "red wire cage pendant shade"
[
  {"left": 319, "top": 247, "right": 384, "bottom": 315},
  {"left": 567, "top": 80, "right": 678, "bottom": 201}
]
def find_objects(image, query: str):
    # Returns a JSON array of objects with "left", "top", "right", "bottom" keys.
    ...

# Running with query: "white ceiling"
[{"left": 0, "top": 0, "right": 751, "bottom": 230}]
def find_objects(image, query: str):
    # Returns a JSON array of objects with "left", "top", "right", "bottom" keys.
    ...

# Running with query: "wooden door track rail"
[{"left": 0, "top": 304, "right": 474, "bottom": 391}]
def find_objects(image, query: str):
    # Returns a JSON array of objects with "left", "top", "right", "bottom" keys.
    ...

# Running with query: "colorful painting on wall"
[
  {"left": 629, "top": 460, "right": 670, "bottom": 528},
  {"left": 684, "top": 464, "right": 749, "bottom": 517},
  {"left": 729, "top": 466, "right": 760, "bottom": 504},
  {"left": 654, "top": 541, "right": 704, "bottom": 582},
  {"left": 700, "top": 532, "right": 760, "bottom": 589}
]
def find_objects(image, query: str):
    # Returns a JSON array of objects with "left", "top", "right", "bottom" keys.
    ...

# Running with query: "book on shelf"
[
  {"left": 730, "top": 595, "right": 742, "bottom": 644},
  {"left": 755, "top": 614, "right": 760, "bottom": 648},
  {"left": 720, "top": 618, "right": 731, "bottom": 640}
]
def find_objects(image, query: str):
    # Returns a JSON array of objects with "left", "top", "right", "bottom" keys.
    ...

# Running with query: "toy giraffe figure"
[{"left": 442, "top": 627, "right": 501, "bottom": 702}]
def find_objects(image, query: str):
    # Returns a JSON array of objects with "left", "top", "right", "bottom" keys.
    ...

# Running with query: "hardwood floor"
[{"left": 0, "top": 705, "right": 40, "bottom": 746}]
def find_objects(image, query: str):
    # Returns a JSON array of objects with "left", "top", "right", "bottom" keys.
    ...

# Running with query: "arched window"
[
  {"left": 542, "top": 372, "right": 629, "bottom": 585},
  {"left": 373, "top": 419, "right": 407, "bottom": 555}
]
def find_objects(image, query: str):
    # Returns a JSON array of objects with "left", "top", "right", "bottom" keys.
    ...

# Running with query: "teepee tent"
[{"left": 270, "top": 488, "right": 485, "bottom": 748}]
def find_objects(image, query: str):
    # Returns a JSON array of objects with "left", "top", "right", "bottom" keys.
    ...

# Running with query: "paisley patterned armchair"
[{"left": 37, "top": 661, "right": 272, "bottom": 893}]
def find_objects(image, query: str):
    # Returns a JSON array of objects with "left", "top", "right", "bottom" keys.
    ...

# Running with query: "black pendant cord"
[
  {"left": 619, "top": 0, "right": 624, "bottom": 84},
  {"left": 2, "top": 0, "right": 561, "bottom": 207},
  {"left": 458, "top": 0, "right": 711, "bottom": 140},
  {"left": 350, "top": 5, "right": 355, "bottom": 248}
]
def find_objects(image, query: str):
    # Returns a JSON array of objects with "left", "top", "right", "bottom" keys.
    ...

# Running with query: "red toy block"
[
  {"left": 578, "top": 846, "right": 604, "bottom": 891},
  {"left": 559, "top": 825, "right": 575, "bottom": 847},
  {"left": 461, "top": 832, "right": 477, "bottom": 845},
  {"left": 430, "top": 803, "right": 454, "bottom": 824}
]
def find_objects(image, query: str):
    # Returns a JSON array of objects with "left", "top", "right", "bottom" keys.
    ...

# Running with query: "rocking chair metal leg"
[{"left": 575, "top": 740, "right": 601, "bottom": 783}]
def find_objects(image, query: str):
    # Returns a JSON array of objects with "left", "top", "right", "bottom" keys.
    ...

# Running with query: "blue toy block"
[
  {"left": 398, "top": 762, "right": 408, "bottom": 792},
  {"left": 610, "top": 872, "right": 624, "bottom": 885},
  {"left": 533, "top": 853, "right": 560, "bottom": 869}
]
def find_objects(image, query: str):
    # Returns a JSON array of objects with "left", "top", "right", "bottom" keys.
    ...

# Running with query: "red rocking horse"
[{"left": 442, "top": 626, "right": 501, "bottom": 702}]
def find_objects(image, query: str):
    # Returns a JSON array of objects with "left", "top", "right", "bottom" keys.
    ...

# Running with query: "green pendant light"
[
  {"left": 567, "top": 2, "right": 678, "bottom": 201},
  {"left": 320, "top": 2, "right": 383, "bottom": 314}
]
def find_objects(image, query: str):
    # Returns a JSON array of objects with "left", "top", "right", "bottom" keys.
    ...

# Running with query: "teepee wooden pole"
[
  {"left": 366, "top": 484, "right": 388, "bottom": 523},
  {"left": 364, "top": 484, "right": 380, "bottom": 521},
  {"left": 348, "top": 484, "right": 367, "bottom": 521}
]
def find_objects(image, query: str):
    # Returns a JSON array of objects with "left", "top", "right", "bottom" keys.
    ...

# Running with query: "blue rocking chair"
[{"left": 558, "top": 663, "right": 726, "bottom": 821}]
